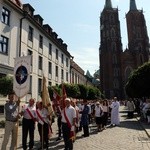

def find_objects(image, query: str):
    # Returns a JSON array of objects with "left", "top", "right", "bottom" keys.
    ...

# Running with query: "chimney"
[
  {"left": 58, "top": 38, "right": 63, "bottom": 45},
  {"left": 43, "top": 24, "right": 52, "bottom": 35},
  {"left": 34, "top": 14, "right": 43, "bottom": 26},
  {"left": 23, "top": 4, "right": 35, "bottom": 17},
  {"left": 52, "top": 32, "right": 58, "bottom": 39},
  {"left": 63, "top": 43, "right": 67, "bottom": 50}
]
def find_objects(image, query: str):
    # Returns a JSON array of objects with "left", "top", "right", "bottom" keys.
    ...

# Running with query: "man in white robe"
[{"left": 111, "top": 97, "right": 120, "bottom": 126}]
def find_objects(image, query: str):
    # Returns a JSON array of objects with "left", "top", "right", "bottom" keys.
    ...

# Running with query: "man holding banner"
[{"left": 1, "top": 91, "right": 20, "bottom": 150}]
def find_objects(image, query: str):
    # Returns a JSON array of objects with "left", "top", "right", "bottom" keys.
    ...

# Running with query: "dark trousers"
[
  {"left": 62, "top": 122, "right": 73, "bottom": 150},
  {"left": 22, "top": 118, "right": 35, "bottom": 150},
  {"left": 102, "top": 112, "right": 108, "bottom": 127},
  {"left": 83, "top": 125, "right": 89, "bottom": 136},
  {"left": 128, "top": 111, "right": 134, "bottom": 118},
  {"left": 57, "top": 116, "right": 62, "bottom": 137},
  {"left": 38, "top": 122, "right": 49, "bottom": 147},
  {"left": 88, "top": 114, "right": 91, "bottom": 124}
]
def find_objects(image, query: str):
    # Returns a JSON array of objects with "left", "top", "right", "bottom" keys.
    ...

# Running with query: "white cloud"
[{"left": 70, "top": 47, "right": 99, "bottom": 75}]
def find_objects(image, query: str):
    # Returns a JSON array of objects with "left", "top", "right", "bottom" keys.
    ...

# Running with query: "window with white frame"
[
  {"left": 0, "top": 35, "right": 9, "bottom": 54},
  {"left": 2, "top": 7, "right": 10, "bottom": 25}
]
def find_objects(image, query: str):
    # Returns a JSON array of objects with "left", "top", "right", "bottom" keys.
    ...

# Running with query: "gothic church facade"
[{"left": 99, "top": 0, "right": 149, "bottom": 99}]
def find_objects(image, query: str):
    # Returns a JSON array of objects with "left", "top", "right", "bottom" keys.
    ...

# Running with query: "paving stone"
[{"left": 0, "top": 106, "right": 150, "bottom": 150}]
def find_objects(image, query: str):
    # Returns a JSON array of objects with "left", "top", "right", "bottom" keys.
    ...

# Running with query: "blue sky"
[{"left": 22, "top": 0, "right": 150, "bottom": 75}]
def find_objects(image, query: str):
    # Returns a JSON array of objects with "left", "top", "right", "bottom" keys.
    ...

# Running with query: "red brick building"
[{"left": 99, "top": 0, "right": 149, "bottom": 99}]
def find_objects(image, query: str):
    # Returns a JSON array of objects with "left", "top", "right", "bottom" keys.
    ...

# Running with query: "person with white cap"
[
  {"left": 94, "top": 101, "right": 103, "bottom": 131},
  {"left": 61, "top": 98, "right": 76, "bottom": 150}
]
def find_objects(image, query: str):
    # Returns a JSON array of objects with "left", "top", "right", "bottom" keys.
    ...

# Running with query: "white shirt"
[
  {"left": 36, "top": 108, "right": 49, "bottom": 124},
  {"left": 61, "top": 105, "right": 76, "bottom": 126},
  {"left": 22, "top": 104, "right": 36, "bottom": 119},
  {"left": 95, "top": 105, "right": 103, "bottom": 117}
]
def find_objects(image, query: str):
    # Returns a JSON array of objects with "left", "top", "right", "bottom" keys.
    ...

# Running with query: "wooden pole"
[{"left": 15, "top": 96, "right": 20, "bottom": 150}]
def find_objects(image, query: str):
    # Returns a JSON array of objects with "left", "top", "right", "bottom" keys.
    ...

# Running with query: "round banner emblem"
[{"left": 15, "top": 66, "right": 28, "bottom": 85}]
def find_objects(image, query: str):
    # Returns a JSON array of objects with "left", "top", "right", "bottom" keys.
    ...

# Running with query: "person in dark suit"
[{"left": 80, "top": 99, "right": 90, "bottom": 137}]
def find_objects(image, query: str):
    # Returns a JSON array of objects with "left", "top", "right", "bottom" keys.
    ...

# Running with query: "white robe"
[{"left": 111, "top": 101, "right": 120, "bottom": 125}]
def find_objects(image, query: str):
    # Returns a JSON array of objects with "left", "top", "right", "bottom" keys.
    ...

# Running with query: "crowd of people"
[
  {"left": 126, "top": 98, "right": 150, "bottom": 124},
  {"left": 1, "top": 91, "right": 121, "bottom": 150}
]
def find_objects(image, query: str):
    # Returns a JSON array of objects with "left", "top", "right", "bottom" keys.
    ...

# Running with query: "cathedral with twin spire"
[{"left": 99, "top": 0, "right": 149, "bottom": 99}]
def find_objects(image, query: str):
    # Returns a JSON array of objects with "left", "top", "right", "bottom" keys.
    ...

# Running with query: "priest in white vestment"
[{"left": 111, "top": 97, "right": 120, "bottom": 126}]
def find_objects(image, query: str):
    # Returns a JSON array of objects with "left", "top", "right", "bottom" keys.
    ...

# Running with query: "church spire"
[
  {"left": 104, "top": 0, "right": 112, "bottom": 9},
  {"left": 130, "top": 0, "right": 137, "bottom": 10}
]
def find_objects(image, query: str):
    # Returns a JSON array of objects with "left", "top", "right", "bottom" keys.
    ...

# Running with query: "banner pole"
[{"left": 15, "top": 97, "right": 20, "bottom": 150}]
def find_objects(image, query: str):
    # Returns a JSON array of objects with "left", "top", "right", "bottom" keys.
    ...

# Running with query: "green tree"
[
  {"left": 0, "top": 76, "right": 13, "bottom": 96},
  {"left": 78, "top": 84, "right": 88, "bottom": 99},
  {"left": 60, "top": 83, "right": 80, "bottom": 98},
  {"left": 87, "top": 86, "right": 97, "bottom": 100},
  {"left": 125, "top": 62, "right": 150, "bottom": 98}
]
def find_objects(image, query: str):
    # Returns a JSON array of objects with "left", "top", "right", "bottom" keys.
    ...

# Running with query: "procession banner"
[
  {"left": 61, "top": 84, "right": 67, "bottom": 109},
  {"left": 13, "top": 55, "right": 31, "bottom": 98},
  {"left": 42, "top": 76, "right": 54, "bottom": 116}
]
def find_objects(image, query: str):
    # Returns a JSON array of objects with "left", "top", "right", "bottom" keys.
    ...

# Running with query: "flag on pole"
[
  {"left": 61, "top": 84, "right": 67, "bottom": 109},
  {"left": 53, "top": 90, "right": 61, "bottom": 105},
  {"left": 52, "top": 90, "right": 61, "bottom": 112},
  {"left": 42, "top": 76, "right": 53, "bottom": 116}
]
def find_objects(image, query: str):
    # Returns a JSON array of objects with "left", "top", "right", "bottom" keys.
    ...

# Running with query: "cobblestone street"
[{"left": 0, "top": 106, "right": 150, "bottom": 150}]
